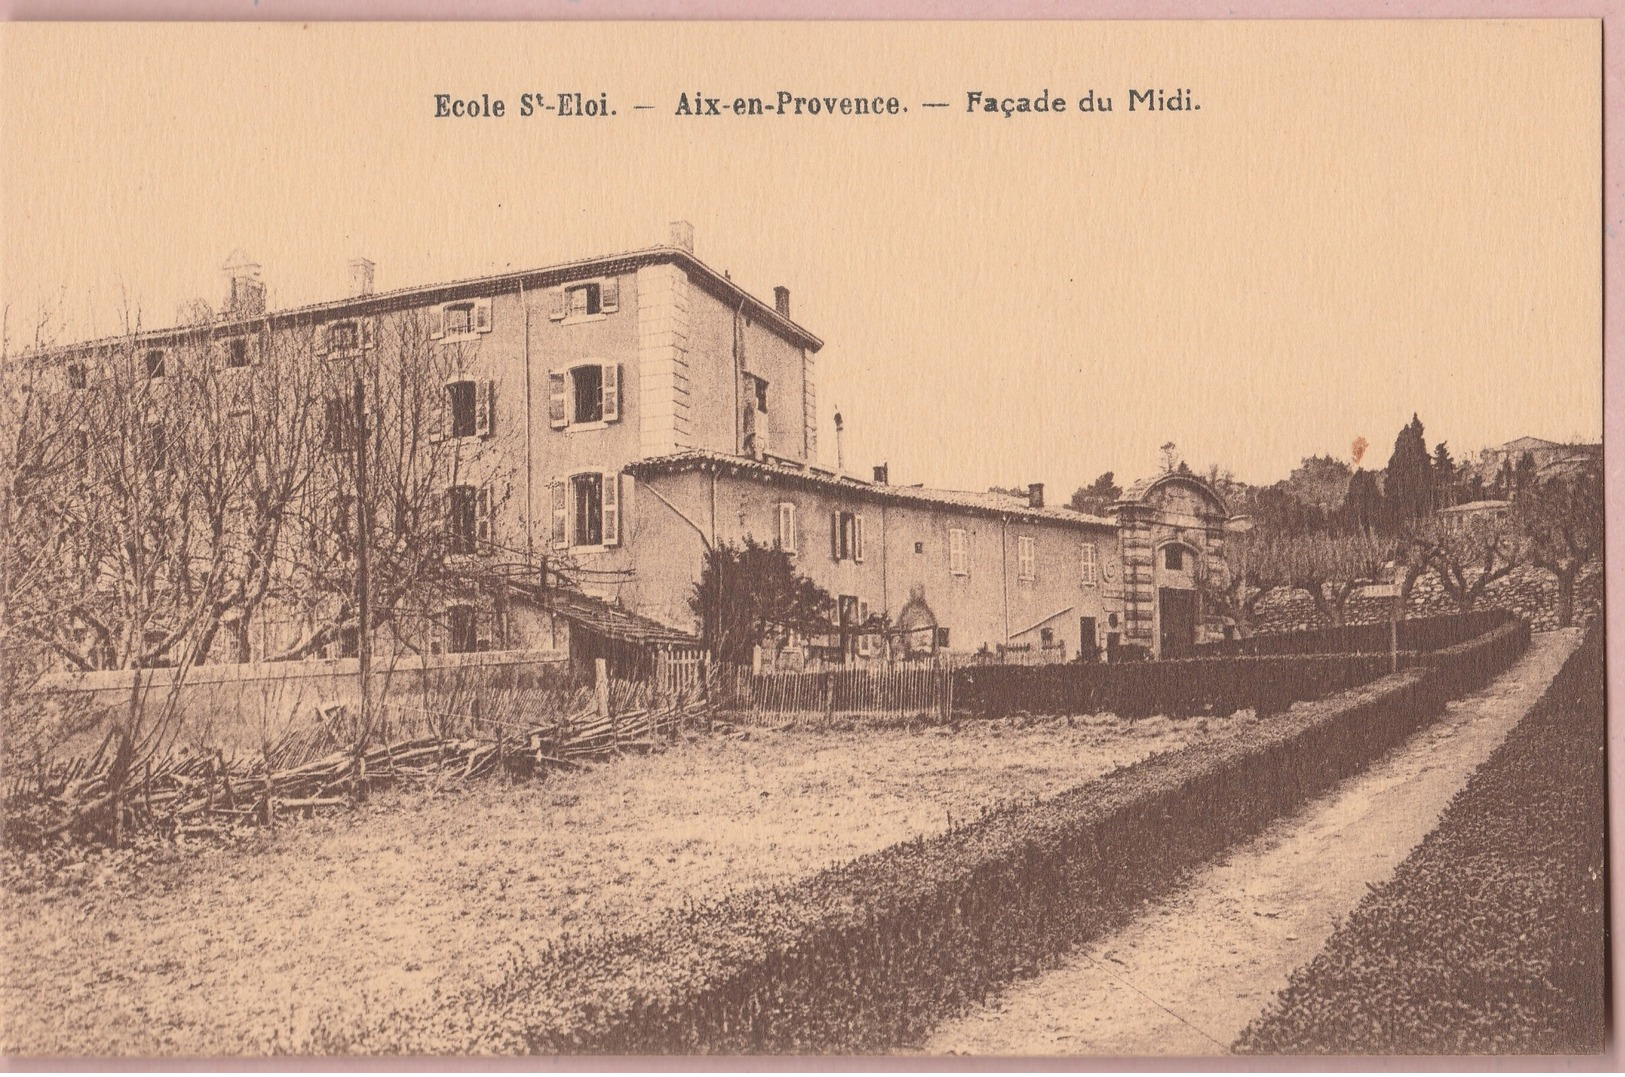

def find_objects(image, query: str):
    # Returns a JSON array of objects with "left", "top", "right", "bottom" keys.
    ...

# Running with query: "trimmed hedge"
[
  {"left": 314, "top": 618, "right": 1531, "bottom": 1055},
  {"left": 1194, "top": 610, "right": 1514, "bottom": 658},
  {"left": 953, "top": 653, "right": 1397, "bottom": 720},
  {"left": 1236, "top": 623, "right": 1603, "bottom": 1054}
]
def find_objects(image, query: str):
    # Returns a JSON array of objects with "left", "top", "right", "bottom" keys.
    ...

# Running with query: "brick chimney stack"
[
  {"left": 1028, "top": 483, "right": 1045, "bottom": 508},
  {"left": 348, "top": 257, "right": 376, "bottom": 298},
  {"left": 774, "top": 286, "right": 791, "bottom": 317},
  {"left": 873, "top": 463, "right": 889, "bottom": 485},
  {"left": 668, "top": 220, "right": 695, "bottom": 253}
]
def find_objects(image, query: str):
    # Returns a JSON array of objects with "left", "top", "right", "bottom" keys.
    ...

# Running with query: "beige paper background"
[{"left": 0, "top": 20, "right": 1599, "bottom": 493}]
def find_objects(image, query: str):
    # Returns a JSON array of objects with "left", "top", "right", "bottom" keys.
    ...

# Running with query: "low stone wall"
[
  {"left": 22, "top": 649, "right": 572, "bottom": 758},
  {"left": 1252, "top": 562, "right": 1602, "bottom": 636}
]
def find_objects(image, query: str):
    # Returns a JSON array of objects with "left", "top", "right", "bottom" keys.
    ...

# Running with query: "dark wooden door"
[
  {"left": 1158, "top": 587, "right": 1197, "bottom": 657},
  {"left": 1078, "top": 616, "right": 1098, "bottom": 661}
]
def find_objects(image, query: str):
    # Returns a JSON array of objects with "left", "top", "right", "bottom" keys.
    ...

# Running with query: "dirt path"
[{"left": 922, "top": 630, "right": 1583, "bottom": 1058}]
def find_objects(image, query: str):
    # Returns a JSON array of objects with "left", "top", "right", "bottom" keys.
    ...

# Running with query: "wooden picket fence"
[{"left": 713, "top": 661, "right": 955, "bottom": 727}]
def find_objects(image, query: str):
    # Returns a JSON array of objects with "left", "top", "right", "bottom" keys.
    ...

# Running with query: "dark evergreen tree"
[
  {"left": 690, "top": 538, "right": 834, "bottom": 664},
  {"left": 1431, "top": 442, "right": 1455, "bottom": 508},
  {"left": 1383, "top": 413, "right": 1434, "bottom": 526},
  {"left": 1343, "top": 469, "right": 1383, "bottom": 532},
  {"left": 1069, "top": 471, "right": 1122, "bottom": 515}
]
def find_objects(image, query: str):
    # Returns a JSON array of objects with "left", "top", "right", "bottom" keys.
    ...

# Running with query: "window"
[
  {"left": 447, "top": 381, "right": 477, "bottom": 438},
  {"left": 444, "top": 303, "right": 473, "bottom": 336},
  {"left": 1164, "top": 545, "right": 1184, "bottom": 571},
  {"left": 935, "top": 627, "right": 951, "bottom": 649},
  {"left": 572, "top": 365, "right": 604, "bottom": 424},
  {"left": 67, "top": 361, "right": 87, "bottom": 391},
  {"left": 327, "top": 321, "right": 359, "bottom": 353},
  {"left": 837, "top": 594, "right": 859, "bottom": 628},
  {"left": 549, "top": 279, "right": 619, "bottom": 321},
  {"left": 751, "top": 375, "right": 768, "bottom": 413},
  {"left": 777, "top": 502, "right": 797, "bottom": 554},
  {"left": 145, "top": 349, "right": 166, "bottom": 379},
  {"left": 743, "top": 375, "right": 770, "bottom": 456},
  {"left": 1017, "top": 535, "right": 1036, "bottom": 581},
  {"left": 1081, "top": 542, "right": 1098, "bottom": 585},
  {"left": 914, "top": 541, "right": 924, "bottom": 555},
  {"left": 550, "top": 363, "right": 620, "bottom": 428},
  {"left": 568, "top": 283, "right": 602, "bottom": 317},
  {"left": 857, "top": 599, "right": 873, "bottom": 656},
  {"left": 225, "top": 337, "right": 250, "bottom": 369},
  {"left": 436, "top": 299, "right": 492, "bottom": 339},
  {"left": 446, "top": 604, "right": 478, "bottom": 654},
  {"left": 554, "top": 471, "right": 620, "bottom": 548},
  {"left": 830, "top": 511, "right": 862, "bottom": 561},
  {"left": 447, "top": 484, "right": 478, "bottom": 555},
  {"left": 1040, "top": 627, "right": 1054, "bottom": 646},
  {"left": 323, "top": 396, "right": 353, "bottom": 454},
  {"left": 148, "top": 423, "right": 168, "bottom": 471},
  {"left": 948, "top": 528, "right": 969, "bottom": 576}
]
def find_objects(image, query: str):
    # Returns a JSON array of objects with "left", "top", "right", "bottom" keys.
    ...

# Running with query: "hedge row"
[
  {"left": 313, "top": 619, "right": 1531, "bottom": 1055},
  {"left": 1194, "top": 610, "right": 1514, "bottom": 658},
  {"left": 1236, "top": 623, "right": 1603, "bottom": 1054},
  {"left": 953, "top": 653, "right": 1398, "bottom": 720}
]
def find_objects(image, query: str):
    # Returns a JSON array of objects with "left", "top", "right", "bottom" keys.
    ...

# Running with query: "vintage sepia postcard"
[{"left": 0, "top": 17, "right": 1608, "bottom": 1062}]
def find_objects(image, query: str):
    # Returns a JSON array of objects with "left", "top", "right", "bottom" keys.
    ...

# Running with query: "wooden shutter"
[
  {"left": 601, "top": 471, "right": 620, "bottom": 546},
  {"left": 830, "top": 512, "right": 840, "bottom": 560},
  {"left": 548, "top": 288, "right": 568, "bottom": 321},
  {"left": 778, "top": 503, "right": 796, "bottom": 553},
  {"left": 857, "top": 600, "right": 871, "bottom": 656},
  {"left": 548, "top": 371, "right": 568, "bottom": 429},
  {"left": 854, "top": 514, "right": 865, "bottom": 562},
  {"left": 430, "top": 306, "right": 445, "bottom": 340},
  {"left": 601, "top": 363, "right": 619, "bottom": 423},
  {"left": 429, "top": 384, "right": 448, "bottom": 443},
  {"left": 476, "top": 483, "right": 494, "bottom": 546},
  {"left": 476, "top": 380, "right": 495, "bottom": 438},
  {"left": 361, "top": 316, "right": 377, "bottom": 350},
  {"left": 474, "top": 298, "right": 493, "bottom": 333},
  {"left": 550, "top": 480, "right": 568, "bottom": 547},
  {"left": 600, "top": 277, "right": 620, "bottom": 313},
  {"left": 314, "top": 326, "right": 329, "bottom": 358}
]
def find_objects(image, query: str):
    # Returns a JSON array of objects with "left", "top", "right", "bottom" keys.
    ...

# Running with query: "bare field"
[{"left": 0, "top": 712, "right": 1214, "bottom": 1057}]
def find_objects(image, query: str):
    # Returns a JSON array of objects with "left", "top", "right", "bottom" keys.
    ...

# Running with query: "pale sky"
[{"left": 1, "top": 21, "right": 1601, "bottom": 492}]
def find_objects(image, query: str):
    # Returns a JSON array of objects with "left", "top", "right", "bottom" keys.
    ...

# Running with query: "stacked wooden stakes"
[{"left": 7, "top": 665, "right": 715, "bottom": 845}]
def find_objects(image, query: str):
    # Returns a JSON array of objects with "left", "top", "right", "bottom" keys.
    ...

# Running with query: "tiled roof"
[
  {"left": 47, "top": 244, "right": 823, "bottom": 354},
  {"left": 533, "top": 586, "right": 700, "bottom": 647},
  {"left": 626, "top": 450, "right": 1118, "bottom": 530}
]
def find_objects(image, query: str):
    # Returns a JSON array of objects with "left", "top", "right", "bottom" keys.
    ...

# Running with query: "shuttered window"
[
  {"left": 777, "top": 502, "right": 797, "bottom": 554},
  {"left": 948, "top": 528, "right": 968, "bottom": 576},
  {"left": 1081, "top": 542, "right": 1098, "bottom": 585},
  {"left": 1018, "top": 536, "right": 1036, "bottom": 581}
]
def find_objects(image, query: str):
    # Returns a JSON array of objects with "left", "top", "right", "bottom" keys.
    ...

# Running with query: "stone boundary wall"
[{"left": 1252, "top": 562, "right": 1602, "bottom": 636}]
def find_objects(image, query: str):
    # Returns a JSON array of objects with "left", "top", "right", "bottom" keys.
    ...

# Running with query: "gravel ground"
[
  {"left": 0, "top": 713, "right": 1210, "bottom": 1057},
  {"left": 920, "top": 630, "right": 1584, "bottom": 1057}
]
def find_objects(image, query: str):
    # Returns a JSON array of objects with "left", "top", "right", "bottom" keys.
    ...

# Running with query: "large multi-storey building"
[{"left": 23, "top": 223, "right": 1233, "bottom": 670}]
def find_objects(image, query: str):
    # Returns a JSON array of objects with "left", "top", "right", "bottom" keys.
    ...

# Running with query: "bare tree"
[
  {"left": 1279, "top": 528, "right": 1393, "bottom": 626},
  {"left": 1423, "top": 513, "right": 1524, "bottom": 612},
  {"left": 1515, "top": 465, "right": 1601, "bottom": 627},
  {"left": 1203, "top": 525, "right": 1290, "bottom": 636}
]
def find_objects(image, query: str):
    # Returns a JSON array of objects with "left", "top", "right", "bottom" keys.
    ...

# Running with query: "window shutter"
[
  {"left": 476, "top": 379, "right": 495, "bottom": 438},
  {"left": 857, "top": 600, "right": 871, "bottom": 656},
  {"left": 778, "top": 503, "right": 796, "bottom": 553},
  {"left": 601, "top": 471, "right": 620, "bottom": 546},
  {"left": 601, "top": 362, "right": 619, "bottom": 423},
  {"left": 474, "top": 298, "right": 493, "bottom": 333},
  {"left": 548, "top": 288, "right": 567, "bottom": 321},
  {"left": 430, "top": 306, "right": 445, "bottom": 340},
  {"left": 429, "top": 384, "right": 448, "bottom": 443},
  {"left": 600, "top": 277, "right": 620, "bottom": 313},
  {"left": 477, "top": 603, "right": 496, "bottom": 652},
  {"left": 854, "top": 514, "right": 865, "bottom": 562},
  {"left": 476, "top": 483, "right": 494, "bottom": 546},
  {"left": 548, "top": 371, "right": 568, "bottom": 429},
  {"left": 830, "top": 512, "right": 840, "bottom": 560},
  {"left": 550, "top": 480, "right": 567, "bottom": 547},
  {"left": 361, "top": 316, "right": 377, "bottom": 350},
  {"left": 314, "top": 326, "right": 328, "bottom": 358}
]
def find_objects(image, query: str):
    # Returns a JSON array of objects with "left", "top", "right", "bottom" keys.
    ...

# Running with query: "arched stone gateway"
[{"left": 1110, "top": 473, "right": 1231, "bottom": 658}]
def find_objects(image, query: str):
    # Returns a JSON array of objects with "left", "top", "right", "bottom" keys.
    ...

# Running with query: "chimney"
[
  {"left": 348, "top": 257, "right": 376, "bottom": 298},
  {"left": 873, "top": 463, "right": 889, "bottom": 485},
  {"left": 221, "top": 250, "right": 265, "bottom": 317},
  {"left": 1028, "top": 483, "right": 1045, "bottom": 509},
  {"left": 774, "top": 286, "right": 791, "bottom": 317},
  {"left": 833, "top": 409, "right": 845, "bottom": 474},
  {"left": 668, "top": 220, "right": 695, "bottom": 254}
]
